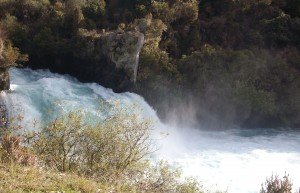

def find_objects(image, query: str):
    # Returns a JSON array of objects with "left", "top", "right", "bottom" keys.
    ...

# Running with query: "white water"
[{"left": 3, "top": 68, "right": 300, "bottom": 193}]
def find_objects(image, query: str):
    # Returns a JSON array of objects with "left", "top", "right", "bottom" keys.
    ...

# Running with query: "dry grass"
[{"left": 0, "top": 163, "right": 102, "bottom": 193}]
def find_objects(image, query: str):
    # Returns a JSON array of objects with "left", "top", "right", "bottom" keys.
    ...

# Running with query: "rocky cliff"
[
  {"left": 0, "top": 34, "right": 9, "bottom": 91},
  {"left": 0, "top": 69, "right": 9, "bottom": 91},
  {"left": 28, "top": 28, "right": 145, "bottom": 92},
  {"left": 0, "top": 34, "right": 9, "bottom": 129},
  {"left": 77, "top": 29, "right": 145, "bottom": 84}
]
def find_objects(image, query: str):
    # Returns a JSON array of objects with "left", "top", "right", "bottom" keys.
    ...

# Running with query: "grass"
[{"left": 0, "top": 164, "right": 103, "bottom": 193}]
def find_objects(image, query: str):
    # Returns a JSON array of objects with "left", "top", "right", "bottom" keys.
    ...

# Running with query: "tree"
[
  {"left": 32, "top": 111, "right": 85, "bottom": 171},
  {"left": 0, "top": 28, "right": 28, "bottom": 69},
  {"left": 81, "top": 112, "right": 153, "bottom": 180},
  {"left": 151, "top": 0, "right": 199, "bottom": 25}
]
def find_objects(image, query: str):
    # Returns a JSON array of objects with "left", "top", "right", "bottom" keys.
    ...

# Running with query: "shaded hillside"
[{"left": 0, "top": 0, "right": 299, "bottom": 129}]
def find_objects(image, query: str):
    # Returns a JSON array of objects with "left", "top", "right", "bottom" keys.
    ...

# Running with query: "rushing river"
[{"left": 2, "top": 68, "right": 300, "bottom": 193}]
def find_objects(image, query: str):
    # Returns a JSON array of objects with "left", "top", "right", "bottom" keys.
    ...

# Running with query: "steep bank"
[{"left": 0, "top": 32, "right": 9, "bottom": 91}]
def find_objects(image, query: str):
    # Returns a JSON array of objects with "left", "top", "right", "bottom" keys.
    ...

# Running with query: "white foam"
[{"left": 155, "top": 127, "right": 300, "bottom": 193}]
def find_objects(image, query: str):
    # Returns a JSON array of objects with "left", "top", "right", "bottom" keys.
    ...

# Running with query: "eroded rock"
[
  {"left": 0, "top": 36, "right": 9, "bottom": 91},
  {"left": 101, "top": 31, "right": 145, "bottom": 82},
  {"left": 0, "top": 69, "right": 9, "bottom": 91},
  {"left": 77, "top": 29, "right": 145, "bottom": 84}
]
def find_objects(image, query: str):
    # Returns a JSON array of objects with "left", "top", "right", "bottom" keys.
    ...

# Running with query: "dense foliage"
[
  {"left": 0, "top": 0, "right": 299, "bottom": 128},
  {"left": 0, "top": 29, "right": 27, "bottom": 69}
]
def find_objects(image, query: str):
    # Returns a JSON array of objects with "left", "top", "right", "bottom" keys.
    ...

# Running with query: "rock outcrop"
[
  {"left": 0, "top": 69, "right": 9, "bottom": 91},
  {"left": 0, "top": 24, "right": 147, "bottom": 93},
  {"left": 27, "top": 28, "right": 145, "bottom": 92},
  {"left": 100, "top": 31, "right": 145, "bottom": 82},
  {"left": 0, "top": 34, "right": 9, "bottom": 129},
  {"left": 0, "top": 34, "right": 9, "bottom": 91},
  {"left": 55, "top": 29, "right": 146, "bottom": 91}
]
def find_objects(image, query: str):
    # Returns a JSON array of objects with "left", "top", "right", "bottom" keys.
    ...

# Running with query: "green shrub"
[
  {"left": 260, "top": 174, "right": 293, "bottom": 193},
  {"left": 31, "top": 110, "right": 153, "bottom": 180}
]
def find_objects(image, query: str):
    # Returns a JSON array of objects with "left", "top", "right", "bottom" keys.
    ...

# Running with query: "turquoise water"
[{"left": 4, "top": 68, "right": 158, "bottom": 129}]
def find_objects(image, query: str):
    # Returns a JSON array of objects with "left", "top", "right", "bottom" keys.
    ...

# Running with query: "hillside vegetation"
[{"left": 0, "top": 0, "right": 299, "bottom": 128}]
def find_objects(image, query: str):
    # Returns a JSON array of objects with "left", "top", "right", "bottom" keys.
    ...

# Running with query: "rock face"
[
  {"left": 69, "top": 29, "right": 145, "bottom": 91},
  {"left": 27, "top": 28, "right": 145, "bottom": 92},
  {"left": 100, "top": 31, "right": 145, "bottom": 82},
  {"left": 0, "top": 69, "right": 9, "bottom": 91},
  {"left": 0, "top": 37, "right": 9, "bottom": 91},
  {"left": 0, "top": 35, "right": 9, "bottom": 129}
]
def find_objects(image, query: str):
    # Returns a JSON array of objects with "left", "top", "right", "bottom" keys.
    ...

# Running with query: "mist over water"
[
  {"left": 156, "top": 126, "right": 300, "bottom": 192},
  {"left": 3, "top": 68, "right": 300, "bottom": 193}
]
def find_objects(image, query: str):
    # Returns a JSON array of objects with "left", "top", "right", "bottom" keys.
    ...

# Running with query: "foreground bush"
[
  {"left": 260, "top": 174, "right": 300, "bottom": 193},
  {"left": 0, "top": 110, "right": 203, "bottom": 192},
  {"left": 31, "top": 111, "right": 153, "bottom": 181}
]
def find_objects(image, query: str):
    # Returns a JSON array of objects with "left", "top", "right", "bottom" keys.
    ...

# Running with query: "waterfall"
[
  {"left": 3, "top": 68, "right": 160, "bottom": 130},
  {"left": 3, "top": 67, "right": 300, "bottom": 193},
  {"left": 133, "top": 33, "right": 145, "bottom": 82}
]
